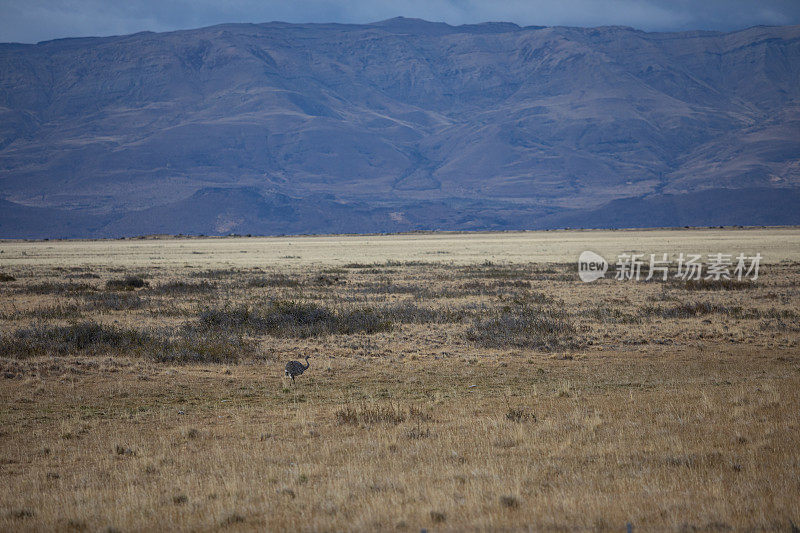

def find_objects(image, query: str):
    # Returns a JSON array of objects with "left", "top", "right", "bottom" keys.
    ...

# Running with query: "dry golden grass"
[
  {"left": 1, "top": 230, "right": 799, "bottom": 531},
  {"left": 2, "top": 227, "right": 798, "bottom": 268}
]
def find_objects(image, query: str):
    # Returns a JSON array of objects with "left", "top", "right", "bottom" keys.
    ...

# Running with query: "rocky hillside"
[{"left": 1, "top": 18, "right": 799, "bottom": 237}]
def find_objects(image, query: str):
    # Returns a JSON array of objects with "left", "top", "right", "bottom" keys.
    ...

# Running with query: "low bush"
[
  {"left": 335, "top": 308, "right": 391, "bottom": 335},
  {"left": 247, "top": 274, "right": 301, "bottom": 288},
  {"left": 196, "top": 300, "right": 392, "bottom": 337},
  {"left": 105, "top": 276, "right": 147, "bottom": 291},
  {"left": 315, "top": 274, "right": 344, "bottom": 286},
  {"left": 67, "top": 272, "right": 100, "bottom": 279},
  {"left": 580, "top": 305, "right": 642, "bottom": 324},
  {"left": 466, "top": 304, "right": 581, "bottom": 351},
  {"left": 381, "top": 301, "right": 468, "bottom": 323},
  {"left": 151, "top": 280, "right": 216, "bottom": 294},
  {"left": 505, "top": 408, "right": 535, "bottom": 423},
  {"left": 497, "top": 280, "right": 532, "bottom": 289},
  {"left": 188, "top": 268, "right": 242, "bottom": 279},
  {"left": 642, "top": 302, "right": 759, "bottom": 319},
  {"left": 24, "top": 282, "right": 95, "bottom": 294},
  {"left": 0, "top": 321, "right": 252, "bottom": 363},
  {"left": 82, "top": 292, "right": 144, "bottom": 311},
  {"left": 681, "top": 278, "right": 755, "bottom": 291},
  {"left": 151, "top": 329, "right": 252, "bottom": 364},
  {"left": 0, "top": 303, "right": 84, "bottom": 321},
  {"left": 461, "top": 264, "right": 528, "bottom": 279},
  {"left": 0, "top": 322, "right": 153, "bottom": 358},
  {"left": 499, "top": 495, "right": 520, "bottom": 508},
  {"left": 356, "top": 281, "right": 421, "bottom": 295}
]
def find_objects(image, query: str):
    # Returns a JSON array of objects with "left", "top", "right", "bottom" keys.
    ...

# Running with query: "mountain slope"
[{"left": 0, "top": 19, "right": 799, "bottom": 236}]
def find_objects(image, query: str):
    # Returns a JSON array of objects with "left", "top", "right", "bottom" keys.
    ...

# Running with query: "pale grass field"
[
  {"left": 1, "top": 229, "right": 799, "bottom": 531},
  {"left": 2, "top": 227, "right": 798, "bottom": 268}
]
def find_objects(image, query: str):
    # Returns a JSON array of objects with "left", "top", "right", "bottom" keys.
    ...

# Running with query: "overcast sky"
[{"left": 2, "top": 0, "right": 799, "bottom": 44}]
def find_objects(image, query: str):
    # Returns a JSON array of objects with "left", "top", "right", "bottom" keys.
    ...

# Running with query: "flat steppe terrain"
[
  {"left": 3, "top": 227, "right": 799, "bottom": 268},
  {"left": 1, "top": 228, "right": 798, "bottom": 531}
]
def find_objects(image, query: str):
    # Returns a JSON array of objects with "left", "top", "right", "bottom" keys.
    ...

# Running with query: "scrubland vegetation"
[{"left": 0, "top": 233, "right": 799, "bottom": 531}]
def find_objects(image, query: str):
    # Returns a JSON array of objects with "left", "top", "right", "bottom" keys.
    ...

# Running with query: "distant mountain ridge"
[{"left": 1, "top": 18, "right": 799, "bottom": 237}]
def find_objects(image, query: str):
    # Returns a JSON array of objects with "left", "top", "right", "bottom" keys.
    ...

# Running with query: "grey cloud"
[{"left": 1, "top": 0, "right": 800, "bottom": 43}]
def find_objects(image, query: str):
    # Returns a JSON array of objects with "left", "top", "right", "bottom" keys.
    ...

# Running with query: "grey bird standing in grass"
[{"left": 285, "top": 355, "right": 310, "bottom": 384}]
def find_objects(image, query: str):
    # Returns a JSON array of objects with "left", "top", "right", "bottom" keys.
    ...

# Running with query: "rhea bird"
[{"left": 284, "top": 355, "right": 310, "bottom": 384}]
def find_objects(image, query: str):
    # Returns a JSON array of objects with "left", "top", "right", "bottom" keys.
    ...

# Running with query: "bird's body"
[{"left": 285, "top": 356, "right": 310, "bottom": 383}]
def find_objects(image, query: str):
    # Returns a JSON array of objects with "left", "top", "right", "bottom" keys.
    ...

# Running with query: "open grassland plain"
[
  {"left": 0, "top": 228, "right": 799, "bottom": 531},
  {"left": 2, "top": 227, "right": 799, "bottom": 268}
]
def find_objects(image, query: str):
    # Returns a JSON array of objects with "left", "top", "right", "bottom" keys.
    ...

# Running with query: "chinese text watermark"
[{"left": 578, "top": 251, "right": 761, "bottom": 283}]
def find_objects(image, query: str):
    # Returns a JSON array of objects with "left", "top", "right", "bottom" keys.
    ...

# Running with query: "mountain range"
[{"left": 1, "top": 18, "right": 799, "bottom": 237}]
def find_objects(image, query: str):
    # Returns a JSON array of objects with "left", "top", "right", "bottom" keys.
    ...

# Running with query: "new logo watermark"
[
  {"left": 577, "top": 251, "right": 761, "bottom": 283},
  {"left": 578, "top": 251, "right": 608, "bottom": 282}
]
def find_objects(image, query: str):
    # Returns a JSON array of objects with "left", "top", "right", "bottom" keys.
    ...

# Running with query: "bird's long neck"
[{"left": 303, "top": 356, "right": 310, "bottom": 370}]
